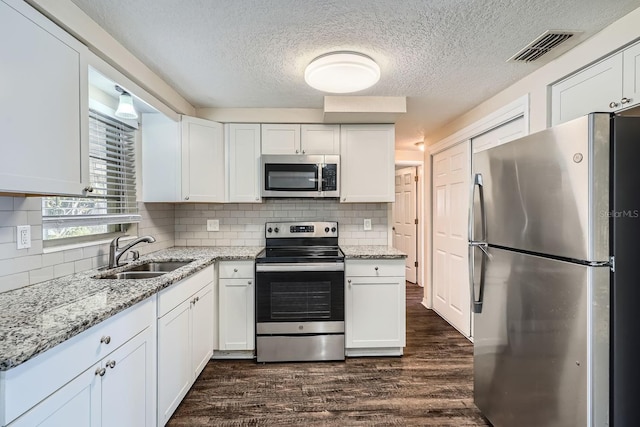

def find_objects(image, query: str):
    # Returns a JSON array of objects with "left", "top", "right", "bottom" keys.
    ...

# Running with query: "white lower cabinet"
[
  {"left": 216, "top": 261, "right": 255, "bottom": 356},
  {"left": 5, "top": 298, "right": 156, "bottom": 427},
  {"left": 157, "top": 266, "right": 215, "bottom": 426},
  {"left": 345, "top": 259, "right": 406, "bottom": 357}
]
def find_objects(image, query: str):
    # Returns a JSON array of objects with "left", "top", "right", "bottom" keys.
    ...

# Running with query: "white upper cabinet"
[
  {"left": 622, "top": 42, "right": 640, "bottom": 108},
  {"left": 141, "top": 115, "right": 224, "bottom": 202},
  {"left": 226, "top": 124, "right": 261, "bottom": 203},
  {"left": 300, "top": 124, "right": 340, "bottom": 154},
  {"left": 551, "top": 41, "right": 640, "bottom": 126},
  {"left": 181, "top": 116, "right": 225, "bottom": 202},
  {"left": 261, "top": 124, "right": 301, "bottom": 154},
  {"left": 261, "top": 124, "right": 340, "bottom": 155},
  {"left": 0, "top": 0, "right": 89, "bottom": 196},
  {"left": 340, "top": 124, "right": 395, "bottom": 203}
]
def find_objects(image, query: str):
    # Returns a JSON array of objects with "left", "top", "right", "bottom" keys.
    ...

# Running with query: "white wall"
[{"left": 426, "top": 6, "right": 640, "bottom": 145}]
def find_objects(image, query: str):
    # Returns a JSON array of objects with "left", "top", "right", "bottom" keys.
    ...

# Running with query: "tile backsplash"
[
  {"left": 174, "top": 199, "right": 389, "bottom": 247},
  {"left": 0, "top": 198, "right": 174, "bottom": 293},
  {"left": 0, "top": 197, "right": 389, "bottom": 292}
]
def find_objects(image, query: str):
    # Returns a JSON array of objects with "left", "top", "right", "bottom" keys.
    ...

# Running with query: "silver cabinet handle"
[
  {"left": 83, "top": 186, "right": 94, "bottom": 193},
  {"left": 295, "top": 149, "right": 299, "bottom": 154},
  {"left": 374, "top": 266, "right": 379, "bottom": 271},
  {"left": 95, "top": 367, "right": 106, "bottom": 377},
  {"left": 184, "top": 196, "right": 190, "bottom": 200},
  {"left": 342, "top": 197, "right": 346, "bottom": 201},
  {"left": 234, "top": 268, "right": 238, "bottom": 272},
  {"left": 100, "top": 336, "right": 111, "bottom": 345},
  {"left": 302, "top": 150, "right": 305, "bottom": 154},
  {"left": 348, "top": 279, "right": 351, "bottom": 288},
  {"left": 609, "top": 101, "right": 619, "bottom": 109},
  {"left": 621, "top": 97, "right": 632, "bottom": 105},
  {"left": 107, "top": 360, "right": 116, "bottom": 369},
  {"left": 248, "top": 280, "right": 252, "bottom": 285},
  {"left": 195, "top": 296, "right": 199, "bottom": 302},
  {"left": 255, "top": 197, "right": 259, "bottom": 201}
]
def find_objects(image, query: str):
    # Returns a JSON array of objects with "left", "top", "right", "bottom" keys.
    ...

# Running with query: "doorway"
[{"left": 393, "top": 167, "right": 418, "bottom": 283}]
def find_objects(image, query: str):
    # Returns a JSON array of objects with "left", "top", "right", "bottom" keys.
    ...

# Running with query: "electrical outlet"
[
  {"left": 17, "top": 225, "right": 31, "bottom": 249},
  {"left": 207, "top": 219, "right": 220, "bottom": 232},
  {"left": 363, "top": 219, "right": 372, "bottom": 231}
]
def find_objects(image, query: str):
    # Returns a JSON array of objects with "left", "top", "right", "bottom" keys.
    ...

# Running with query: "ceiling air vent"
[{"left": 508, "top": 30, "right": 577, "bottom": 63}]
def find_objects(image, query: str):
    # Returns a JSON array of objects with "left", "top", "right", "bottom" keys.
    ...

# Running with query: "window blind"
[{"left": 42, "top": 110, "right": 140, "bottom": 239}]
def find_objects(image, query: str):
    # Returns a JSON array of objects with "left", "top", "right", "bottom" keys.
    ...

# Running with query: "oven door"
[{"left": 255, "top": 263, "right": 344, "bottom": 331}]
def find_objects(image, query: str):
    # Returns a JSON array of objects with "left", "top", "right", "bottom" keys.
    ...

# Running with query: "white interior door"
[
  {"left": 393, "top": 167, "right": 417, "bottom": 283},
  {"left": 432, "top": 141, "right": 471, "bottom": 337}
]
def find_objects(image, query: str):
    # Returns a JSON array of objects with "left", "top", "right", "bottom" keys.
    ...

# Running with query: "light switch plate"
[
  {"left": 17, "top": 225, "right": 31, "bottom": 249},
  {"left": 363, "top": 219, "right": 372, "bottom": 231},
  {"left": 207, "top": 219, "right": 220, "bottom": 232}
]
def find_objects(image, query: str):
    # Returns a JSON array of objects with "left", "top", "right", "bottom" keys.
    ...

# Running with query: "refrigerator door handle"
[
  {"left": 468, "top": 173, "right": 487, "bottom": 242},
  {"left": 468, "top": 243, "right": 488, "bottom": 314}
]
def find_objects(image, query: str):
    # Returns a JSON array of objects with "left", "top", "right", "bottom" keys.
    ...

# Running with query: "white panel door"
[
  {"left": 227, "top": 123, "right": 261, "bottom": 202},
  {"left": 219, "top": 278, "right": 255, "bottom": 350},
  {"left": 551, "top": 54, "right": 623, "bottom": 126},
  {"left": 300, "top": 124, "right": 340, "bottom": 154},
  {"left": 393, "top": 167, "right": 417, "bottom": 283},
  {"left": 100, "top": 327, "right": 154, "bottom": 427},
  {"left": 191, "top": 283, "right": 214, "bottom": 379},
  {"left": 432, "top": 141, "right": 471, "bottom": 337},
  {"left": 623, "top": 42, "right": 640, "bottom": 108},
  {"left": 181, "top": 116, "right": 224, "bottom": 202},
  {"left": 261, "top": 124, "right": 300, "bottom": 154},
  {"left": 157, "top": 300, "right": 191, "bottom": 425}
]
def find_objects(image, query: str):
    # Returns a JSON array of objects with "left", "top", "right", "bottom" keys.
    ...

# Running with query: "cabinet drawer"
[
  {"left": 157, "top": 266, "right": 214, "bottom": 318},
  {"left": 218, "top": 261, "right": 254, "bottom": 279},
  {"left": 345, "top": 259, "right": 405, "bottom": 277},
  {"left": 1, "top": 297, "right": 155, "bottom": 425}
]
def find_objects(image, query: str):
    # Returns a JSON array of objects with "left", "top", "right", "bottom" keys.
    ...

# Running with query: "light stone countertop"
[
  {"left": 0, "top": 246, "right": 263, "bottom": 371},
  {"left": 340, "top": 245, "right": 407, "bottom": 259}
]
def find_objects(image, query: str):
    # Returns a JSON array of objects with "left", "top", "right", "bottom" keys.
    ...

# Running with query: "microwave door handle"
[{"left": 318, "top": 164, "right": 324, "bottom": 192}]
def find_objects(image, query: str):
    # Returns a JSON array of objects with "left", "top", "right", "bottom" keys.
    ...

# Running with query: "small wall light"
[{"left": 114, "top": 85, "right": 138, "bottom": 120}]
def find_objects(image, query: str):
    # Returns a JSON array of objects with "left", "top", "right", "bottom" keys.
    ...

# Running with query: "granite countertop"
[
  {"left": 0, "top": 246, "right": 263, "bottom": 371},
  {"left": 340, "top": 245, "right": 407, "bottom": 259}
]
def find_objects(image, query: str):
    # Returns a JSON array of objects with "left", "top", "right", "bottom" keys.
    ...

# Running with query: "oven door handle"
[{"left": 256, "top": 263, "right": 345, "bottom": 272}]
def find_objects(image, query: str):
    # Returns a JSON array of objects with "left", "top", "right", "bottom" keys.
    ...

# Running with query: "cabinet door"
[
  {"left": 623, "top": 42, "right": 640, "bottom": 109},
  {"left": 340, "top": 125, "right": 395, "bottom": 202},
  {"left": 141, "top": 113, "right": 181, "bottom": 202},
  {"left": 8, "top": 365, "right": 99, "bottom": 427},
  {"left": 0, "top": 0, "right": 89, "bottom": 196},
  {"left": 300, "top": 124, "right": 340, "bottom": 154},
  {"left": 345, "top": 275, "right": 406, "bottom": 348},
  {"left": 227, "top": 123, "right": 262, "bottom": 202},
  {"left": 181, "top": 116, "right": 224, "bottom": 202},
  {"left": 261, "top": 124, "right": 301, "bottom": 154},
  {"left": 191, "top": 283, "right": 214, "bottom": 379},
  {"left": 157, "top": 300, "right": 192, "bottom": 425},
  {"left": 219, "top": 278, "right": 255, "bottom": 350},
  {"left": 551, "top": 54, "right": 623, "bottom": 126},
  {"left": 100, "top": 327, "right": 155, "bottom": 427}
]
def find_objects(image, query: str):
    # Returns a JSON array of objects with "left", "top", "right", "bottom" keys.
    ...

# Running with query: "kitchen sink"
[
  {"left": 96, "top": 260, "right": 195, "bottom": 279},
  {"left": 125, "top": 260, "right": 194, "bottom": 272}
]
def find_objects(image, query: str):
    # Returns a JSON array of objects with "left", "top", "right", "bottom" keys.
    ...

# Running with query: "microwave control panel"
[{"left": 322, "top": 164, "right": 337, "bottom": 191}]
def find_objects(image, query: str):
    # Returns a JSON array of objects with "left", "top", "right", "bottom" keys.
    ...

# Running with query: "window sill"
[{"left": 42, "top": 235, "right": 140, "bottom": 254}]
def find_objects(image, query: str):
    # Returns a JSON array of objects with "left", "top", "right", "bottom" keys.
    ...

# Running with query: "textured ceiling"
[{"left": 70, "top": 0, "right": 640, "bottom": 150}]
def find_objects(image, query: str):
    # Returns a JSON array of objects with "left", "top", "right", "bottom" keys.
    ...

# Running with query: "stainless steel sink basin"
[
  {"left": 126, "top": 260, "right": 194, "bottom": 272},
  {"left": 96, "top": 260, "right": 194, "bottom": 279},
  {"left": 99, "top": 271, "right": 166, "bottom": 280}
]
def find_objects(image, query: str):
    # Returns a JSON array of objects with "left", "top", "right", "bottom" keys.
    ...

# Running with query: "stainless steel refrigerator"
[{"left": 469, "top": 113, "right": 640, "bottom": 426}]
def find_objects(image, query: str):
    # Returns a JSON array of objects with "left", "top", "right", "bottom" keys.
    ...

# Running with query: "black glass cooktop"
[{"left": 256, "top": 246, "right": 344, "bottom": 263}]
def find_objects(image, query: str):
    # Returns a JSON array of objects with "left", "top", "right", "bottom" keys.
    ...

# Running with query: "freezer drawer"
[{"left": 472, "top": 247, "right": 609, "bottom": 427}]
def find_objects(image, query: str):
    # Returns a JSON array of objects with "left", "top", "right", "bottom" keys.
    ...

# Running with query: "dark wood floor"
[{"left": 168, "top": 283, "right": 491, "bottom": 426}]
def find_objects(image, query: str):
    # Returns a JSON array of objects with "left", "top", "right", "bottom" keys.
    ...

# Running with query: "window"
[{"left": 42, "top": 110, "right": 140, "bottom": 241}]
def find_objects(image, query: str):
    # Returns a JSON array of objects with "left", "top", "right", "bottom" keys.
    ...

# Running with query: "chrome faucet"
[{"left": 108, "top": 235, "right": 156, "bottom": 268}]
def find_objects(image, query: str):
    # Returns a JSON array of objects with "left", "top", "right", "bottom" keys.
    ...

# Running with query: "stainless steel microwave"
[{"left": 261, "top": 154, "right": 340, "bottom": 198}]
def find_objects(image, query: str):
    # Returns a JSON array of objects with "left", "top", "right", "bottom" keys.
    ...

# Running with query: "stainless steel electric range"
[{"left": 255, "top": 221, "right": 345, "bottom": 362}]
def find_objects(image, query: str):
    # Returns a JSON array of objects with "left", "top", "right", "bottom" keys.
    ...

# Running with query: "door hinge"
[
  {"left": 610, "top": 255, "right": 615, "bottom": 272},
  {"left": 414, "top": 261, "right": 418, "bottom": 267},
  {"left": 414, "top": 218, "right": 418, "bottom": 225},
  {"left": 414, "top": 175, "right": 418, "bottom": 182}
]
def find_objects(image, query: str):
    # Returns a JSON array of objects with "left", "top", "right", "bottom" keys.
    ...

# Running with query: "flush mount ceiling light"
[
  {"left": 415, "top": 141, "right": 425, "bottom": 151},
  {"left": 304, "top": 51, "right": 380, "bottom": 93},
  {"left": 114, "top": 85, "right": 138, "bottom": 120}
]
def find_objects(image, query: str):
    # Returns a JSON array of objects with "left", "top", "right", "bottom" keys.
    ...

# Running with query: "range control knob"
[
  {"left": 274, "top": 227, "right": 280, "bottom": 233},
  {"left": 331, "top": 227, "right": 336, "bottom": 232},
  {"left": 267, "top": 227, "right": 273, "bottom": 233},
  {"left": 325, "top": 227, "right": 330, "bottom": 233}
]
